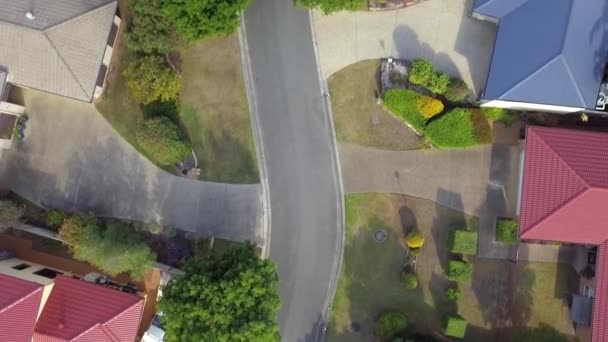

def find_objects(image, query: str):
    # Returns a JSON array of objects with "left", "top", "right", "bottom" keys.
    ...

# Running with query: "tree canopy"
[
  {"left": 59, "top": 216, "right": 156, "bottom": 279},
  {"left": 128, "top": 0, "right": 179, "bottom": 54},
  {"left": 163, "top": 0, "right": 251, "bottom": 41},
  {"left": 124, "top": 55, "right": 182, "bottom": 105},
  {"left": 158, "top": 243, "right": 281, "bottom": 342}
]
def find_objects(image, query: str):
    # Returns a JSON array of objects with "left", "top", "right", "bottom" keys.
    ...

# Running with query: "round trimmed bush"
[
  {"left": 426, "top": 72, "right": 450, "bottom": 94},
  {"left": 416, "top": 96, "right": 444, "bottom": 119},
  {"left": 445, "top": 286, "right": 460, "bottom": 301},
  {"left": 445, "top": 78, "right": 469, "bottom": 102},
  {"left": 136, "top": 117, "right": 191, "bottom": 166},
  {"left": 408, "top": 59, "right": 434, "bottom": 86},
  {"left": 405, "top": 231, "right": 425, "bottom": 249},
  {"left": 403, "top": 272, "right": 418, "bottom": 289},
  {"left": 375, "top": 312, "right": 408, "bottom": 340}
]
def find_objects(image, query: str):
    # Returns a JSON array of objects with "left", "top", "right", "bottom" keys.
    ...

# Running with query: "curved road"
[{"left": 243, "top": 1, "right": 343, "bottom": 341}]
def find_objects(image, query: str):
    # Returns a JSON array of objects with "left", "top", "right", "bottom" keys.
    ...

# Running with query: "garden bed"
[{"left": 496, "top": 218, "right": 519, "bottom": 244}]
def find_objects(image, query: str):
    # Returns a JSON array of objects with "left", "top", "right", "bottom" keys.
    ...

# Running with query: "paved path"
[
  {"left": 0, "top": 89, "right": 262, "bottom": 243},
  {"left": 243, "top": 1, "right": 342, "bottom": 340},
  {"left": 339, "top": 142, "right": 586, "bottom": 263},
  {"left": 312, "top": 0, "right": 497, "bottom": 93}
]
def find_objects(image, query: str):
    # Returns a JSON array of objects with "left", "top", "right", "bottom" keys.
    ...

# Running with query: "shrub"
[
  {"left": 449, "top": 230, "right": 478, "bottom": 255},
  {"left": 128, "top": 0, "right": 177, "bottom": 54},
  {"left": 295, "top": 0, "right": 368, "bottom": 14},
  {"left": 384, "top": 89, "right": 426, "bottom": 132},
  {"left": 416, "top": 96, "right": 444, "bottom": 120},
  {"left": 445, "top": 78, "right": 469, "bottom": 102},
  {"left": 471, "top": 108, "right": 493, "bottom": 144},
  {"left": 426, "top": 72, "right": 450, "bottom": 94},
  {"left": 136, "top": 117, "right": 191, "bottom": 166},
  {"left": 124, "top": 55, "right": 182, "bottom": 105},
  {"left": 447, "top": 260, "right": 472, "bottom": 282},
  {"left": 481, "top": 107, "right": 519, "bottom": 127},
  {"left": 0, "top": 200, "right": 24, "bottom": 225},
  {"left": 46, "top": 210, "right": 67, "bottom": 228},
  {"left": 425, "top": 108, "right": 477, "bottom": 148},
  {"left": 402, "top": 272, "right": 418, "bottom": 289},
  {"left": 59, "top": 216, "right": 156, "bottom": 279},
  {"left": 445, "top": 316, "right": 467, "bottom": 338},
  {"left": 375, "top": 312, "right": 408, "bottom": 340},
  {"left": 496, "top": 219, "right": 519, "bottom": 244},
  {"left": 445, "top": 286, "right": 460, "bottom": 301},
  {"left": 405, "top": 231, "right": 425, "bottom": 249},
  {"left": 409, "top": 59, "right": 434, "bottom": 86}
]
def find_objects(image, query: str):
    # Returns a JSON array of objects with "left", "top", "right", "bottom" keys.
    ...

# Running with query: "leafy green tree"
[
  {"left": 375, "top": 312, "right": 407, "bottom": 340},
  {"left": 124, "top": 55, "right": 182, "bottom": 105},
  {"left": 128, "top": 0, "right": 178, "bottom": 54},
  {"left": 295, "top": 0, "right": 367, "bottom": 14},
  {"left": 59, "top": 216, "right": 155, "bottom": 279},
  {"left": 158, "top": 243, "right": 281, "bottom": 342},
  {"left": 136, "top": 117, "right": 191, "bottom": 166},
  {"left": 511, "top": 323, "right": 570, "bottom": 342},
  {"left": 163, "top": 0, "right": 251, "bottom": 41}
]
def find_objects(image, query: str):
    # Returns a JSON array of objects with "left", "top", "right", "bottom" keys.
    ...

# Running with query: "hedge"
[
  {"left": 384, "top": 89, "right": 426, "bottom": 133},
  {"left": 375, "top": 312, "right": 408, "bottom": 340},
  {"left": 482, "top": 107, "right": 519, "bottom": 126},
  {"left": 496, "top": 219, "right": 519, "bottom": 244},
  {"left": 136, "top": 117, "right": 191, "bottom": 166},
  {"left": 445, "top": 316, "right": 467, "bottom": 338},
  {"left": 409, "top": 59, "right": 434, "bottom": 86},
  {"left": 425, "top": 108, "right": 477, "bottom": 148},
  {"left": 445, "top": 286, "right": 460, "bottom": 301},
  {"left": 449, "top": 230, "right": 478, "bottom": 255},
  {"left": 447, "top": 260, "right": 472, "bottom": 282},
  {"left": 416, "top": 96, "right": 444, "bottom": 120},
  {"left": 426, "top": 72, "right": 450, "bottom": 94},
  {"left": 402, "top": 272, "right": 418, "bottom": 289}
]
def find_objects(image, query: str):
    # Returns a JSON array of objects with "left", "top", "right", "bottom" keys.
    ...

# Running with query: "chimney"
[{"left": 25, "top": 11, "right": 35, "bottom": 21}]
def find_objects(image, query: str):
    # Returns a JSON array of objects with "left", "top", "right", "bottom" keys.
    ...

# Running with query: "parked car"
[{"left": 142, "top": 313, "right": 166, "bottom": 342}]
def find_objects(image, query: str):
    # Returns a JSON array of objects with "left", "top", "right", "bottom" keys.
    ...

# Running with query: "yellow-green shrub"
[{"left": 416, "top": 96, "right": 444, "bottom": 119}]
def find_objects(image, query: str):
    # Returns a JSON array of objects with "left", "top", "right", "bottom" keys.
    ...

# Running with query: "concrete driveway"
[
  {"left": 312, "top": 0, "right": 497, "bottom": 94},
  {"left": 0, "top": 89, "right": 262, "bottom": 243}
]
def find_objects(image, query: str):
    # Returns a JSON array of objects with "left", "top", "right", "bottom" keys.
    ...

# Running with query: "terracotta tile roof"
[
  {"left": 593, "top": 242, "right": 608, "bottom": 342},
  {"left": 33, "top": 275, "right": 143, "bottom": 342},
  {"left": 0, "top": 273, "right": 43, "bottom": 342},
  {"left": 520, "top": 126, "right": 608, "bottom": 244}
]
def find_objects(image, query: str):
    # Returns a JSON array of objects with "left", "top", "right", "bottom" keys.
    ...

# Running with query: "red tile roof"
[
  {"left": 520, "top": 126, "right": 608, "bottom": 244},
  {"left": 33, "top": 275, "right": 143, "bottom": 342},
  {"left": 593, "top": 242, "right": 608, "bottom": 342},
  {"left": 0, "top": 273, "right": 43, "bottom": 342}
]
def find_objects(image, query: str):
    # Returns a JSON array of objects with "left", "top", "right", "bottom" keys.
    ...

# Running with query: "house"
[
  {"left": 0, "top": 0, "right": 121, "bottom": 102},
  {"left": 0, "top": 251, "right": 144, "bottom": 341},
  {"left": 472, "top": 0, "right": 608, "bottom": 113},
  {"left": 519, "top": 125, "right": 608, "bottom": 342}
]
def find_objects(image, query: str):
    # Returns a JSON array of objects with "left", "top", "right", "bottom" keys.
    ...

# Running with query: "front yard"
[{"left": 329, "top": 194, "right": 579, "bottom": 341}]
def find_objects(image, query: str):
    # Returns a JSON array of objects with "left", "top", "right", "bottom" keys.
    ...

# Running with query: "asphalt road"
[{"left": 243, "top": 1, "right": 342, "bottom": 341}]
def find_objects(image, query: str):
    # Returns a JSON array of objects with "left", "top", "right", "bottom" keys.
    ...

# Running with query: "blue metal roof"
[{"left": 474, "top": 0, "right": 608, "bottom": 109}]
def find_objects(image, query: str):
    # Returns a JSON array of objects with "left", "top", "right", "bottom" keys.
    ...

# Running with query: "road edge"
[
  {"left": 238, "top": 13, "right": 272, "bottom": 259},
  {"left": 308, "top": 10, "right": 347, "bottom": 341}
]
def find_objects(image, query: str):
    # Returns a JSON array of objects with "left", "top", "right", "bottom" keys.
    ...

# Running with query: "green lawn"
[
  {"left": 330, "top": 194, "right": 579, "bottom": 341},
  {"left": 328, "top": 60, "right": 422, "bottom": 150},
  {"left": 96, "top": 24, "right": 258, "bottom": 183},
  {"left": 179, "top": 34, "right": 258, "bottom": 184}
]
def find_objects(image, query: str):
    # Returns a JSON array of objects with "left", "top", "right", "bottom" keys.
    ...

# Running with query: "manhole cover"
[
  {"left": 374, "top": 229, "right": 387, "bottom": 243},
  {"left": 349, "top": 321, "right": 361, "bottom": 333}
]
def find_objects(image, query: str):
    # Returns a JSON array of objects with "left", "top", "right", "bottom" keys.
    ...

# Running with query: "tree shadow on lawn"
[{"left": 432, "top": 189, "right": 470, "bottom": 274}]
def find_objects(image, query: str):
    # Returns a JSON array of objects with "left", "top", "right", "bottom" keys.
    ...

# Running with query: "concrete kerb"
[
  {"left": 309, "top": 10, "right": 347, "bottom": 341},
  {"left": 238, "top": 13, "right": 272, "bottom": 259}
]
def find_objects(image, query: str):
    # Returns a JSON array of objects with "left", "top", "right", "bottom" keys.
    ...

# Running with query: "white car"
[{"left": 142, "top": 313, "right": 166, "bottom": 342}]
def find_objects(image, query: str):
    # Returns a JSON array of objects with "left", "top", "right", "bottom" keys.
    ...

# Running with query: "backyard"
[
  {"left": 96, "top": 11, "right": 257, "bottom": 183},
  {"left": 328, "top": 193, "right": 579, "bottom": 341}
]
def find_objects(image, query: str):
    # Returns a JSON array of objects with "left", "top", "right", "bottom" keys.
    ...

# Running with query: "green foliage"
[
  {"left": 158, "top": 243, "right": 281, "bottom": 342},
  {"left": 45, "top": 210, "right": 66, "bottom": 228},
  {"left": 405, "top": 231, "right": 425, "bottom": 249},
  {"left": 0, "top": 200, "right": 24, "bottom": 224},
  {"left": 128, "top": 0, "right": 178, "bottom": 54},
  {"left": 294, "top": 0, "right": 368, "bottom": 14},
  {"left": 59, "top": 216, "right": 155, "bottom": 279},
  {"left": 408, "top": 59, "right": 434, "bottom": 86},
  {"left": 136, "top": 117, "right": 191, "bottom": 166},
  {"left": 375, "top": 312, "right": 408, "bottom": 340},
  {"left": 384, "top": 89, "right": 426, "bottom": 132},
  {"left": 402, "top": 272, "right": 418, "bottom": 289},
  {"left": 510, "top": 323, "right": 570, "bottom": 342},
  {"left": 445, "top": 286, "right": 460, "bottom": 301},
  {"left": 445, "top": 78, "right": 469, "bottom": 102},
  {"left": 124, "top": 55, "right": 182, "bottom": 105},
  {"left": 425, "top": 108, "right": 477, "bottom": 148},
  {"left": 449, "top": 230, "right": 478, "bottom": 255},
  {"left": 426, "top": 72, "right": 450, "bottom": 94},
  {"left": 447, "top": 260, "right": 472, "bottom": 282},
  {"left": 163, "top": 0, "right": 251, "bottom": 40},
  {"left": 471, "top": 108, "right": 493, "bottom": 144},
  {"left": 481, "top": 107, "right": 519, "bottom": 126},
  {"left": 496, "top": 219, "right": 519, "bottom": 244},
  {"left": 416, "top": 96, "right": 444, "bottom": 120},
  {"left": 444, "top": 316, "right": 467, "bottom": 338}
]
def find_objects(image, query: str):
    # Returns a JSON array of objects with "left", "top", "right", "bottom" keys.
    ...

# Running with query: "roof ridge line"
[
  {"left": 497, "top": 54, "right": 563, "bottom": 100},
  {"left": 42, "top": 1, "right": 116, "bottom": 32},
  {"left": 0, "top": 284, "right": 42, "bottom": 314},
  {"left": 42, "top": 32, "right": 91, "bottom": 99},
  {"left": 560, "top": 56, "right": 589, "bottom": 108}
]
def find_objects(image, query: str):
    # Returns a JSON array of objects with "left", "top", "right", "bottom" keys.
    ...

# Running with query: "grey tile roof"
[
  {"left": 474, "top": 0, "right": 608, "bottom": 109},
  {"left": 0, "top": 1, "right": 117, "bottom": 102}
]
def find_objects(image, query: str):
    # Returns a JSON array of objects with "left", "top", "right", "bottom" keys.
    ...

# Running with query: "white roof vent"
[{"left": 25, "top": 11, "right": 35, "bottom": 21}]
